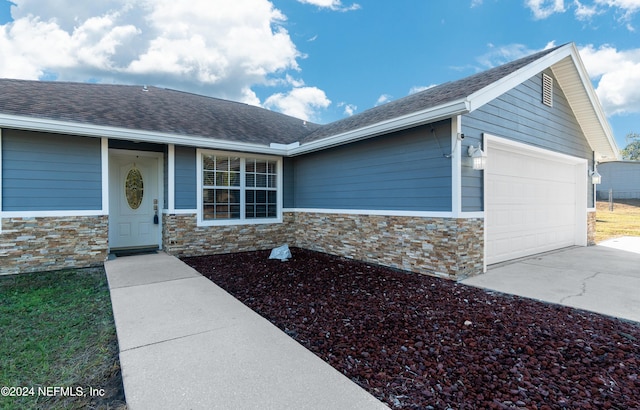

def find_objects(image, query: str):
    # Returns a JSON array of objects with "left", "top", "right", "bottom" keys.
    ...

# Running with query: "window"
[
  {"left": 542, "top": 73, "right": 553, "bottom": 107},
  {"left": 198, "top": 151, "right": 281, "bottom": 225}
]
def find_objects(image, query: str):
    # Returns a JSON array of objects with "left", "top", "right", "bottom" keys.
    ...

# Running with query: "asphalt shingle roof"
[
  {"left": 0, "top": 46, "right": 561, "bottom": 147},
  {"left": 0, "top": 80, "right": 320, "bottom": 145},
  {"left": 299, "top": 46, "right": 561, "bottom": 143}
]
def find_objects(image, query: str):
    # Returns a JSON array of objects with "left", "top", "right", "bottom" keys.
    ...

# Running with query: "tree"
[{"left": 620, "top": 132, "right": 640, "bottom": 160}]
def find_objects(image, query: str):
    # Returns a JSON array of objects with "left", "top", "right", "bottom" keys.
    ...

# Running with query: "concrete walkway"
[
  {"left": 462, "top": 237, "right": 640, "bottom": 323},
  {"left": 105, "top": 252, "right": 388, "bottom": 410}
]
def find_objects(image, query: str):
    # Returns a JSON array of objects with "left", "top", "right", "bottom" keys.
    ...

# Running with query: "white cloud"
[
  {"left": 579, "top": 44, "right": 640, "bottom": 116},
  {"left": 338, "top": 102, "right": 357, "bottom": 116},
  {"left": 375, "top": 94, "right": 392, "bottom": 106},
  {"left": 0, "top": 0, "right": 335, "bottom": 117},
  {"left": 526, "top": 0, "right": 566, "bottom": 19},
  {"left": 409, "top": 84, "right": 437, "bottom": 94},
  {"left": 263, "top": 87, "right": 331, "bottom": 121},
  {"left": 596, "top": 0, "right": 640, "bottom": 16},
  {"left": 477, "top": 42, "right": 556, "bottom": 68},
  {"left": 555, "top": 0, "right": 640, "bottom": 25},
  {"left": 296, "top": 0, "right": 361, "bottom": 11},
  {"left": 471, "top": 0, "right": 483, "bottom": 7},
  {"left": 574, "top": 0, "right": 602, "bottom": 19}
]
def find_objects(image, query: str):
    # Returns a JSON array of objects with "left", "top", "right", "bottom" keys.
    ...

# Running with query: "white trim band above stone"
[
  {"left": 1, "top": 210, "right": 108, "bottom": 217},
  {"left": 285, "top": 208, "right": 485, "bottom": 219}
]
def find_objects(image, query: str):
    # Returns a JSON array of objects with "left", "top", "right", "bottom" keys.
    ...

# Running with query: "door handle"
[{"left": 153, "top": 199, "right": 159, "bottom": 224}]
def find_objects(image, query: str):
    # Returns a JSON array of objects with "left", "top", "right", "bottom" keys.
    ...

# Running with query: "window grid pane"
[
  {"left": 245, "top": 187, "right": 277, "bottom": 219},
  {"left": 203, "top": 187, "right": 240, "bottom": 220},
  {"left": 245, "top": 159, "right": 277, "bottom": 189},
  {"left": 203, "top": 154, "right": 278, "bottom": 221}
]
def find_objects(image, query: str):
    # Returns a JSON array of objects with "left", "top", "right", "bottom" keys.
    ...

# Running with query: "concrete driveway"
[{"left": 462, "top": 236, "right": 640, "bottom": 323}]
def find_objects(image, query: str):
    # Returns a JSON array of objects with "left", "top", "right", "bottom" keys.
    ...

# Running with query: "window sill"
[{"left": 197, "top": 216, "right": 283, "bottom": 227}]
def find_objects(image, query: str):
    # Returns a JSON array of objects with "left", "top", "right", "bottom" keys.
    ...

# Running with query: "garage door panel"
[{"left": 486, "top": 143, "right": 582, "bottom": 265}]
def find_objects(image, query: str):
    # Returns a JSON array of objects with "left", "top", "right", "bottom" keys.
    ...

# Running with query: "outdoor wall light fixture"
[
  {"left": 467, "top": 145, "right": 487, "bottom": 170},
  {"left": 589, "top": 165, "right": 602, "bottom": 185}
]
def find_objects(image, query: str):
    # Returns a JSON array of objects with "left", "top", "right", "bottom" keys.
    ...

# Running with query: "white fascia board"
[
  {"left": 563, "top": 44, "right": 619, "bottom": 160},
  {"left": 466, "top": 44, "right": 574, "bottom": 112},
  {"left": 288, "top": 99, "right": 470, "bottom": 156},
  {"left": 270, "top": 141, "right": 300, "bottom": 150},
  {"left": 465, "top": 43, "right": 618, "bottom": 161},
  {"left": 0, "top": 114, "right": 289, "bottom": 156}
]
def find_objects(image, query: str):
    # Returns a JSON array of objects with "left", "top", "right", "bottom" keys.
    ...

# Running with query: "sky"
[{"left": 0, "top": 1, "right": 639, "bottom": 151}]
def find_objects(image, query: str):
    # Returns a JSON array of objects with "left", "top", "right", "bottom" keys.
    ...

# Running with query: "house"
[
  {"left": 0, "top": 42, "right": 619, "bottom": 278},
  {"left": 596, "top": 161, "right": 640, "bottom": 200}
]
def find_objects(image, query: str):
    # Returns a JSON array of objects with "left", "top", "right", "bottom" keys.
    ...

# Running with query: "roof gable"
[
  {"left": 291, "top": 43, "right": 619, "bottom": 160},
  {"left": 300, "top": 46, "right": 560, "bottom": 145}
]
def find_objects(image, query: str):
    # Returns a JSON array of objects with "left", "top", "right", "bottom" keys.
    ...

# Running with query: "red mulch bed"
[{"left": 182, "top": 247, "right": 640, "bottom": 409}]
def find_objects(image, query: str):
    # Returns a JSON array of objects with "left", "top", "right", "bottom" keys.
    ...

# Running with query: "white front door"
[{"left": 109, "top": 151, "right": 162, "bottom": 250}]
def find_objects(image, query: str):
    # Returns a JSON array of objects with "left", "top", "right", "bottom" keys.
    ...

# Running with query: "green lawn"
[{"left": 0, "top": 267, "right": 125, "bottom": 410}]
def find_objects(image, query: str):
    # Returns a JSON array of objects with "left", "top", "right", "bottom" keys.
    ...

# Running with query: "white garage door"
[{"left": 485, "top": 138, "right": 587, "bottom": 265}]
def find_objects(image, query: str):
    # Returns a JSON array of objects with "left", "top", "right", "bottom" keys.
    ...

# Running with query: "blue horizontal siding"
[
  {"left": 461, "top": 70, "right": 594, "bottom": 212},
  {"left": 174, "top": 146, "right": 197, "bottom": 209},
  {"left": 283, "top": 157, "right": 295, "bottom": 208},
  {"left": 2, "top": 130, "right": 102, "bottom": 211},
  {"left": 291, "top": 121, "right": 452, "bottom": 211}
]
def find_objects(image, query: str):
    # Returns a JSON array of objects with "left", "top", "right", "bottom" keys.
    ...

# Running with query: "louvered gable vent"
[{"left": 542, "top": 73, "right": 553, "bottom": 107}]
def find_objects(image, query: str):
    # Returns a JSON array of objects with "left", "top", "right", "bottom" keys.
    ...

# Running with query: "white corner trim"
[
  {"left": 451, "top": 115, "right": 462, "bottom": 217},
  {"left": 101, "top": 138, "right": 109, "bottom": 214},
  {"left": 0, "top": 128, "right": 3, "bottom": 233},
  {"left": 168, "top": 144, "right": 176, "bottom": 213}
]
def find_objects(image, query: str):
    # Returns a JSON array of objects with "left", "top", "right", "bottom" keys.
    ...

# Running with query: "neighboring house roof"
[{"left": 0, "top": 42, "right": 619, "bottom": 159}]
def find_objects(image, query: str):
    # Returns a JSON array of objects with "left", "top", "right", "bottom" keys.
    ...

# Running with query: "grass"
[
  {"left": 0, "top": 267, "right": 125, "bottom": 410},
  {"left": 596, "top": 198, "right": 640, "bottom": 243}
]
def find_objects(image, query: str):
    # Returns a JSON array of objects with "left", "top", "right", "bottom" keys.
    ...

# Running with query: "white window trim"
[{"left": 196, "top": 149, "right": 283, "bottom": 226}]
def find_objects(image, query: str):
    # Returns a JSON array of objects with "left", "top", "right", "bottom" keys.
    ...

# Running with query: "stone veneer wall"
[
  {"left": 163, "top": 212, "right": 484, "bottom": 279},
  {"left": 289, "top": 212, "right": 484, "bottom": 279},
  {"left": 162, "top": 213, "right": 294, "bottom": 257},
  {"left": 0, "top": 216, "right": 109, "bottom": 275},
  {"left": 587, "top": 210, "right": 596, "bottom": 246}
]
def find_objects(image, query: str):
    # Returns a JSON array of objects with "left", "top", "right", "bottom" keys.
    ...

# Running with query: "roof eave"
[
  {"left": 288, "top": 99, "right": 470, "bottom": 156},
  {"left": 552, "top": 43, "right": 620, "bottom": 161},
  {"left": 0, "top": 113, "right": 286, "bottom": 155}
]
